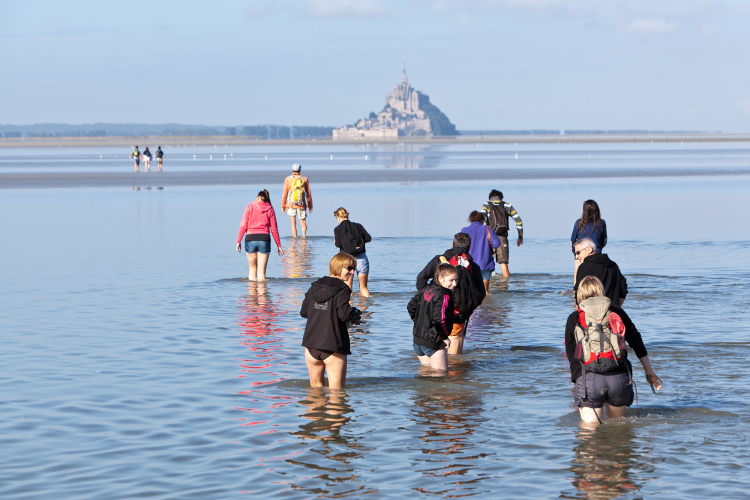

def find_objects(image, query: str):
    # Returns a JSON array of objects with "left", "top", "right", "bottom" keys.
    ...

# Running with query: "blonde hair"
[
  {"left": 333, "top": 207, "right": 349, "bottom": 220},
  {"left": 329, "top": 252, "right": 357, "bottom": 276},
  {"left": 577, "top": 275, "right": 604, "bottom": 304}
]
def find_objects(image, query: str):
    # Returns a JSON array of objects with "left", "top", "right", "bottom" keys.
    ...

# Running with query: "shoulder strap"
[
  {"left": 486, "top": 226, "right": 492, "bottom": 246},
  {"left": 439, "top": 256, "right": 448, "bottom": 264}
]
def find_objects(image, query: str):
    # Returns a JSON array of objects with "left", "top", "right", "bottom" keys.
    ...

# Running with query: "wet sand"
[
  {"left": 1, "top": 166, "right": 749, "bottom": 189},
  {"left": 1, "top": 133, "right": 750, "bottom": 149}
]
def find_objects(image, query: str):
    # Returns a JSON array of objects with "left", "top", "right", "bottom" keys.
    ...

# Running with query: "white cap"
[{"left": 292, "top": 163, "right": 302, "bottom": 172}]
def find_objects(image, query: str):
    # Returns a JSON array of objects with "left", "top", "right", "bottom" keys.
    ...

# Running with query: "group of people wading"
[{"left": 236, "top": 163, "right": 663, "bottom": 424}]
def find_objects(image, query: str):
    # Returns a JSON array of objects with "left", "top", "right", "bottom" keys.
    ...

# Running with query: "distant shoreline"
[{"left": 1, "top": 133, "right": 749, "bottom": 148}]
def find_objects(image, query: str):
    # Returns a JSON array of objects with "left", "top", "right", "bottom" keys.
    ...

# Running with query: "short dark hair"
[
  {"left": 452, "top": 232, "right": 471, "bottom": 249},
  {"left": 489, "top": 189, "right": 503, "bottom": 200}
]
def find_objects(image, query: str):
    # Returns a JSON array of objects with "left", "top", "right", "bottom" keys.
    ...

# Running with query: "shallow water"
[{"left": 2, "top": 145, "right": 750, "bottom": 499}]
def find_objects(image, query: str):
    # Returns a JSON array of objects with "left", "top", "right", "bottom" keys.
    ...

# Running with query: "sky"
[{"left": 1, "top": 0, "right": 749, "bottom": 131}]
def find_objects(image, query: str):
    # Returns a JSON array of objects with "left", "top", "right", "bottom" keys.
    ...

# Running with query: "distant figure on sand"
[
  {"left": 480, "top": 189, "right": 523, "bottom": 277},
  {"left": 408, "top": 263, "right": 457, "bottom": 371},
  {"left": 300, "top": 253, "right": 362, "bottom": 389},
  {"left": 461, "top": 210, "right": 500, "bottom": 293},
  {"left": 130, "top": 146, "right": 140, "bottom": 172},
  {"left": 416, "top": 233, "right": 485, "bottom": 355},
  {"left": 566, "top": 276, "right": 662, "bottom": 424},
  {"left": 143, "top": 147, "right": 152, "bottom": 172},
  {"left": 236, "top": 189, "right": 284, "bottom": 281},
  {"left": 572, "top": 200, "right": 607, "bottom": 282},
  {"left": 333, "top": 207, "right": 372, "bottom": 297},
  {"left": 574, "top": 238, "right": 627, "bottom": 306},
  {"left": 155, "top": 146, "right": 164, "bottom": 172},
  {"left": 281, "top": 164, "right": 312, "bottom": 238}
]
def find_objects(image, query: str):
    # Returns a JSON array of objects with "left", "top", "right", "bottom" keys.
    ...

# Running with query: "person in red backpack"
[
  {"left": 416, "top": 233, "right": 485, "bottom": 354},
  {"left": 565, "top": 276, "right": 662, "bottom": 424}
]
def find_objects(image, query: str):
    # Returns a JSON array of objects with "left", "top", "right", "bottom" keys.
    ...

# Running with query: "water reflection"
[
  {"left": 408, "top": 380, "right": 488, "bottom": 494},
  {"left": 380, "top": 144, "right": 445, "bottom": 169},
  {"left": 564, "top": 423, "right": 654, "bottom": 499},
  {"left": 288, "top": 389, "right": 376, "bottom": 496},
  {"left": 282, "top": 237, "right": 315, "bottom": 279}
]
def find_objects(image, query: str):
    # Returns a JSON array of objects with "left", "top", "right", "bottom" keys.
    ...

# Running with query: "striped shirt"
[{"left": 480, "top": 199, "right": 523, "bottom": 238}]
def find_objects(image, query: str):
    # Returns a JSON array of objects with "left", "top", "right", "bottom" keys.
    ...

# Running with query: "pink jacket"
[{"left": 237, "top": 200, "right": 281, "bottom": 247}]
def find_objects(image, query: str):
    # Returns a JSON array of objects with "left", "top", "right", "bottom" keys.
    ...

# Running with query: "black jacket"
[
  {"left": 334, "top": 220, "right": 372, "bottom": 256},
  {"left": 407, "top": 283, "right": 455, "bottom": 351},
  {"left": 300, "top": 276, "right": 353, "bottom": 354},
  {"left": 574, "top": 253, "right": 628, "bottom": 305},
  {"left": 565, "top": 305, "right": 647, "bottom": 381},
  {"left": 416, "top": 247, "right": 485, "bottom": 293}
]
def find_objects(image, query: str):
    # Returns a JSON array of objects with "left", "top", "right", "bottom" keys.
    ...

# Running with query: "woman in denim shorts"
[
  {"left": 565, "top": 276, "right": 662, "bottom": 424},
  {"left": 333, "top": 208, "right": 372, "bottom": 297},
  {"left": 236, "top": 189, "right": 284, "bottom": 281}
]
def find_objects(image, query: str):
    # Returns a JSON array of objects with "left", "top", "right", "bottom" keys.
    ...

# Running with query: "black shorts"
[
  {"left": 574, "top": 371, "right": 634, "bottom": 409},
  {"left": 307, "top": 348, "right": 334, "bottom": 361}
]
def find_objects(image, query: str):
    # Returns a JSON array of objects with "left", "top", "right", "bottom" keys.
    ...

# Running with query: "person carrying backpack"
[
  {"left": 480, "top": 189, "right": 523, "bottom": 277},
  {"left": 565, "top": 276, "right": 662, "bottom": 424},
  {"left": 155, "top": 146, "right": 164, "bottom": 172},
  {"left": 281, "top": 163, "right": 313, "bottom": 238},
  {"left": 416, "top": 233, "right": 486, "bottom": 355},
  {"left": 130, "top": 146, "right": 140, "bottom": 172},
  {"left": 333, "top": 207, "right": 372, "bottom": 297}
]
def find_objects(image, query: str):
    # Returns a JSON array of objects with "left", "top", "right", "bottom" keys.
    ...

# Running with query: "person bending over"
[
  {"left": 300, "top": 253, "right": 361, "bottom": 389},
  {"left": 565, "top": 276, "right": 662, "bottom": 424},
  {"left": 407, "top": 263, "right": 458, "bottom": 371}
]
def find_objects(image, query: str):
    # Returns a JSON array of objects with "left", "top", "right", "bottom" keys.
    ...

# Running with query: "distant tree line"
[{"left": 0, "top": 124, "right": 336, "bottom": 139}]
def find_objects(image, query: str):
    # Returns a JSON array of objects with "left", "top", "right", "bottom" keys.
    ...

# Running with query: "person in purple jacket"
[{"left": 461, "top": 211, "right": 500, "bottom": 293}]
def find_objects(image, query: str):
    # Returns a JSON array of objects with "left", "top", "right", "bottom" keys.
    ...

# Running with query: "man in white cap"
[{"left": 281, "top": 163, "right": 313, "bottom": 237}]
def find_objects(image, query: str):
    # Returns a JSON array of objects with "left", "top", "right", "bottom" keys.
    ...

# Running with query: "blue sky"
[{"left": 2, "top": 0, "right": 749, "bottom": 131}]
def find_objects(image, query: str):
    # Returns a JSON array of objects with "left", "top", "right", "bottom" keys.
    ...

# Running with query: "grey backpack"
[{"left": 573, "top": 296, "right": 627, "bottom": 373}]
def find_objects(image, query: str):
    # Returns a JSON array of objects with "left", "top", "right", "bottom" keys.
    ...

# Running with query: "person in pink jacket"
[{"left": 236, "top": 189, "right": 284, "bottom": 281}]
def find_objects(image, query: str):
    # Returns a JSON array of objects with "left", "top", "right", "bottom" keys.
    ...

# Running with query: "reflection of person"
[
  {"left": 130, "top": 146, "right": 140, "bottom": 172},
  {"left": 143, "top": 147, "right": 152, "bottom": 172},
  {"left": 281, "top": 237, "right": 312, "bottom": 279},
  {"left": 407, "top": 263, "right": 457, "bottom": 371},
  {"left": 300, "top": 253, "right": 360, "bottom": 389},
  {"left": 571, "top": 200, "right": 607, "bottom": 283},
  {"left": 236, "top": 189, "right": 284, "bottom": 281},
  {"left": 333, "top": 207, "right": 372, "bottom": 297},
  {"left": 416, "top": 233, "right": 485, "bottom": 355},
  {"left": 461, "top": 210, "right": 500, "bottom": 293},
  {"left": 566, "top": 276, "right": 662, "bottom": 424},
  {"left": 480, "top": 189, "right": 523, "bottom": 277},
  {"left": 574, "top": 238, "right": 627, "bottom": 306},
  {"left": 281, "top": 163, "right": 312, "bottom": 238},
  {"left": 155, "top": 146, "right": 164, "bottom": 172},
  {"left": 293, "top": 388, "right": 354, "bottom": 444}
]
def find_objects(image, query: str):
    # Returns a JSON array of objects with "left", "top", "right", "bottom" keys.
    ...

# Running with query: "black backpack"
[
  {"left": 487, "top": 202, "right": 509, "bottom": 237},
  {"left": 439, "top": 254, "right": 484, "bottom": 321},
  {"left": 339, "top": 221, "right": 366, "bottom": 256}
]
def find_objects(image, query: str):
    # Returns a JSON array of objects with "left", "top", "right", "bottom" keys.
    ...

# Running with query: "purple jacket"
[{"left": 461, "top": 222, "right": 501, "bottom": 271}]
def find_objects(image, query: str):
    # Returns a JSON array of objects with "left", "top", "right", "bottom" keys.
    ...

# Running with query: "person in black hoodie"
[
  {"left": 300, "top": 252, "right": 361, "bottom": 389},
  {"left": 407, "top": 263, "right": 458, "bottom": 370},
  {"left": 333, "top": 207, "right": 372, "bottom": 297},
  {"left": 415, "top": 233, "right": 486, "bottom": 355},
  {"left": 574, "top": 238, "right": 627, "bottom": 306}
]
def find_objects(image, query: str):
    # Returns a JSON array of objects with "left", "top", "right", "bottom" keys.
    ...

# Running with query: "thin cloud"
[
  {"left": 243, "top": 1, "right": 280, "bottom": 19},
  {"left": 629, "top": 18, "right": 677, "bottom": 33},
  {"left": 305, "top": 0, "right": 391, "bottom": 18}
]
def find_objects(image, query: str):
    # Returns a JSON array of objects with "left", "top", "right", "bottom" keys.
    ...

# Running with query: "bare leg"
[
  {"left": 256, "top": 252, "right": 270, "bottom": 281},
  {"left": 483, "top": 279, "right": 490, "bottom": 294},
  {"left": 358, "top": 273, "right": 370, "bottom": 297},
  {"left": 428, "top": 349, "right": 448, "bottom": 370},
  {"left": 245, "top": 252, "right": 258, "bottom": 280},
  {"left": 447, "top": 335, "right": 465, "bottom": 355},
  {"left": 323, "top": 353, "right": 347, "bottom": 389},
  {"left": 579, "top": 407, "right": 605, "bottom": 424},
  {"left": 305, "top": 349, "right": 326, "bottom": 387},
  {"left": 290, "top": 216, "right": 298, "bottom": 238},
  {"left": 417, "top": 355, "right": 431, "bottom": 366},
  {"left": 300, "top": 219, "right": 307, "bottom": 238},
  {"left": 499, "top": 263, "right": 510, "bottom": 277},
  {"left": 134, "top": 161, "right": 139, "bottom": 173},
  {"left": 605, "top": 403, "right": 626, "bottom": 419},
  {"left": 158, "top": 161, "right": 162, "bottom": 173}
]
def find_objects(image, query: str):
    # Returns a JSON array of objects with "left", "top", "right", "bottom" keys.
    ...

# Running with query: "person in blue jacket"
[
  {"left": 462, "top": 211, "right": 500, "bottom": 293},
  {"left": 571, "top": 200, "right": 607, "bottom": 283}
]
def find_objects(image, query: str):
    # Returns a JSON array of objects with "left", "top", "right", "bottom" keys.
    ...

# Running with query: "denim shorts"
[
  {"left": 355, "top": 253, "right": 369, "bottom": 274},
  {"left": 413, "top": 342, "right": 440, "bottom": 357},
  {"left": 480, "top": 269, "right": 493, "bottom": 281},
  {"left": 245, "top": 240, "right": 271, "bottom": 254},
  {"left": 574, "top": 371, "right": 634, "bottom": 409}
]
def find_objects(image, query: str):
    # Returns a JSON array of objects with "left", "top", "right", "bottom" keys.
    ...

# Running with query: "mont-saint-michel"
[{"left": 333, "top": 69, "right": 458, "bottom": 140}]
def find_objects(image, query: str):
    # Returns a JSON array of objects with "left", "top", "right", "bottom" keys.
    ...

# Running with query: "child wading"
[{"left": 407, "top": 263, "right": 458, "bottom": 371}]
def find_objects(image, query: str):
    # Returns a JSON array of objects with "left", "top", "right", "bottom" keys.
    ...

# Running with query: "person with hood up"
[
  {"left": 300, "top": 253, "right": 362, "bottom": 389},
  {"left": 573, "top": 238, "right": 627, "bottom": 306},
  {"left": 236, "top": 189, "right": 284, "bottom": 281},
  {"left": 416, "top": 233, "right": 486, "bottom": 355}
]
